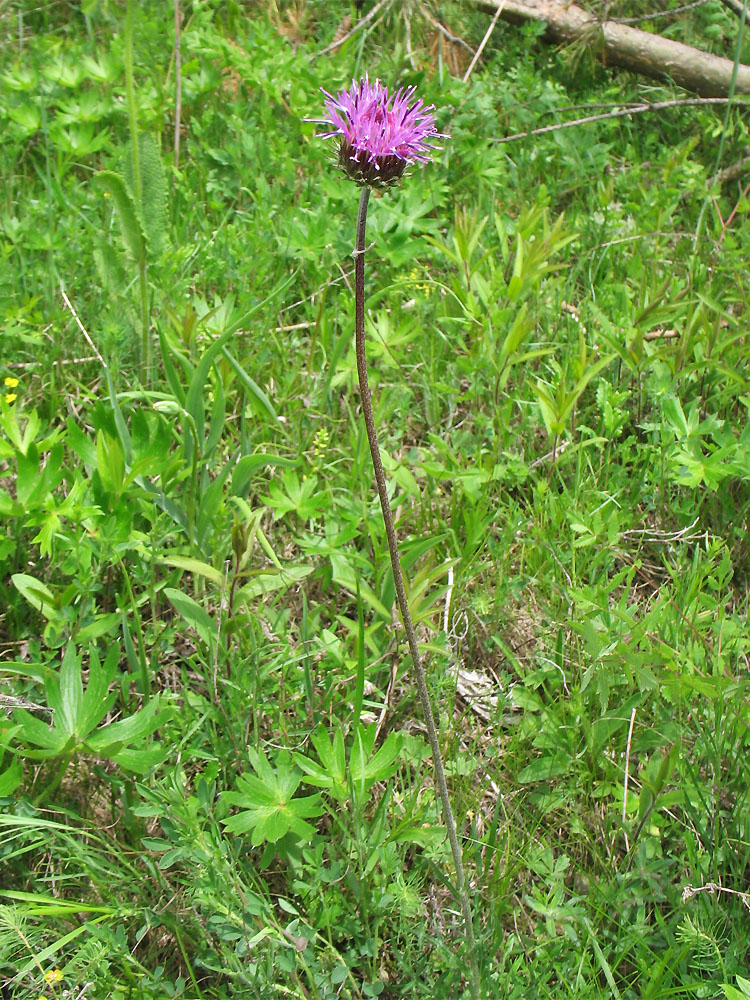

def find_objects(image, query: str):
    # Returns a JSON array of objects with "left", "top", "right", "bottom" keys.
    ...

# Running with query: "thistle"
[
  {"left": 314, "top": 74, "right": 444, "bottom": 187},
  {"left": 312, "top": 78, "right": 480, "bottom": 997}
]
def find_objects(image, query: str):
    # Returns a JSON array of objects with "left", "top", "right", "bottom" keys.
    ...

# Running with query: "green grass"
[{"left": 1, "top": 1, "right": 750, "bottom": 997}]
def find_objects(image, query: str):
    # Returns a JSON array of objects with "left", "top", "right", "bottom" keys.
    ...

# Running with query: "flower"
[
  {"left": 4, "top": 393, "right": 17, "bottom": 404},
  {"left": 44, "top": 969, "right": 63, "bottom": 985},
  {"left": 312, "top": 74, "right": 445, "bottom": 188},
  {"left": 4, "top": 376, "right": 19, "bottom": 388}
]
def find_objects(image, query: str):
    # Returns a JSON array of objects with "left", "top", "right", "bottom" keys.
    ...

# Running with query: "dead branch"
[
  {"left": 496, "top": 96, "right": 748, "bottom": 143},
  {"left": 718, "top": 0, "right": 747, "bottom": 19}
]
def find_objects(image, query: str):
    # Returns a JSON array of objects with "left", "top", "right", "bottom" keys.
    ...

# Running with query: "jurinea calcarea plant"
[{"left": 311, "top": 76, "right": 480, "bottom": 996}]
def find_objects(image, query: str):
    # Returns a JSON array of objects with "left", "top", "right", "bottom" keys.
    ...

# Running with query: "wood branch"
[
  {"left": 712, "top": 148, "right": 750, "bottom": 185},
  {"left": 467, "top": 0, "right": 750, "bottom": 97},
  {"left": 718, "top": 0, "right": 747, "bottom": 19}
]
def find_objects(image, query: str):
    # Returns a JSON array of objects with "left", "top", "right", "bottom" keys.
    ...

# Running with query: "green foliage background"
[{"left": 1, "top": 0, "right": 749, "bottom": 997}]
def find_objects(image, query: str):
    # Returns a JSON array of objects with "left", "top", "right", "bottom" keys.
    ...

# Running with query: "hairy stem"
[{"left": 353, "top": 185, "right": 480, "bottom": 997}]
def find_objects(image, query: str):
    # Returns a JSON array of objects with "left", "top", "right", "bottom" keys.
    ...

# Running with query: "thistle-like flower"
[{"left": 312, "top": 74, "right": 445, "bottom": 188}]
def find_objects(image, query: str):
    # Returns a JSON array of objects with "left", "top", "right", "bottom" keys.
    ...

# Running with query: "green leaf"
[
  {"left": 11, "top": 574, "right": 63, "bottom": 624},
  {"left": 498, "top": 301, "right": 534, "bottom": 364},
  {"left": 76, "top": 613, "right": 121, "bottom": 644},
  {"left": 517, "top": 755, "right": 571, "bottom": 783},
  {"left": 58, "top": 644, "right": 84, "bottom": 737},
  {"left": 351, "top": 726, "right": 401, "bottom": 787},
  {"left": 182, "top": 272, "right": 295, "bottom": 466},
  {"left": 94, "top": 169, "right": 146, "bottom": 263},
  {"left": 16, "top": 445, "right": 40, "bottom": 505},
  {"left": 156, "top": 324, "right": 187, "bottom": 406},
  {"left": 203, "top": 368, "right": 227, "bottom": 460},
  {"left": 132, "top": 132, "right": 168, "bottom": 257},
  {"left": 163, "top": 587, "right": 216, "bottom": 642},
  {"left": 231, "top": 453, "right": 299, "bottom": 498},
  {"left": 353, "top": 580, "right": 365, "bottom": 733},
  {"left": 295, "top": 726, "right": 402, "bottom": 805},
  {"left": 43, "top": 645, "right": 116, "bottom": 743},
  {"left": 0, "top": 891, "right": 116, "bottom": 916},
  {"left": 722, "top": 987, "right": 747, "bottom": 1000},
  {"left": 86, "top": 697, "right": 165, "bottom": 754},
  {"left": 329, "top": 552, "right": 390, "bottom": 621},
  {"left": 221, "top": 348, "right": 277, "bottom": 420},
  {"left": 12, "top": 710, "right": 69, "bottom": 755},
  {"left": 0, "top": 757, "right": 22, "bottom": 796},
  {"left": 389, "top": 820, "right": 445, "bottom": 847},
  {"left": 236, "top": 565, "right": 314, "bottom": 600},
  {"left": 722, "top": 976, "right": 750, "bottom": 1000},
  {"left": 77, "top": 645, "right": 118, "bottom": 737},
  {"left": 295, "top": 727, "right": 347, "bottom": 798},
  {"left": 222, "top": 749, "right": 323, "bottom": 846},
  {"left": 532, "top": 380, "right": 561, "bottom": 437},
  {"left": 584, "top": 919, "right": 622, "bottom": 1000},
  {"left": 196, "top": 461, "right": 233, "bottom": 552},
  {"left": 104, "top": 366, "right": 132, "bottom": 465},
  {"left": 109, "top": 743, "right": 167, "bottom": 773},
  {"left": 158, "top": 556, "right": 223, "bottom": 585},
  {"left": 96, "top": 431, "right": 125, "bottom": 497}
]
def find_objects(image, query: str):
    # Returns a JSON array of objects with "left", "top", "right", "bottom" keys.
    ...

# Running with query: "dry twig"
[{"left": 497, "top": 97, "right": 749, "bottom": 144}]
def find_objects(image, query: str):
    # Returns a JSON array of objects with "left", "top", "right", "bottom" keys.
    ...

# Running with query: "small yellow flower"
[
  {"left": 5, "top": 393, "right": 17, "bottom": 404},
  {"left": 44, "top": 968, "right": 63, "bottom": 984},
  {"left": 4, "top": 376, "right": 19, "bottom": 388}
]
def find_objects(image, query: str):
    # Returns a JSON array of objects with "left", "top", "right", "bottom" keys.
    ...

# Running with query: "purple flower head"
[{"left": 312, "top": 74, "right": 446, "bottom": 188}]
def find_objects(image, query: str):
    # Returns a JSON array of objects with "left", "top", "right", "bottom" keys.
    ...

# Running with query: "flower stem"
[{"left": 353, "top": 186, "right": 480, "bottom": 998}]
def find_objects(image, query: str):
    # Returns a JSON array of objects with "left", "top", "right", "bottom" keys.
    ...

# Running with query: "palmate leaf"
[
  {"left": 350, "top": 726, "right": 402, "bottom": 787},
  {"left": 294, "top": 725, "right": 402, "bottom": 805},
  {"left": 222, "top": 749, "right": 323, "bottom": 846},
  {"left": 294, "top": 727, "right": 348, "bottom": 798},
  {"left": 108, "top": 743, "right": 168, "bottom": 773},
  {"left": 44, "top": 645, "right": 117, "bottom": 742},
  {"left": 85, "top": 696, "right": 165, "bottom": 756},
  {"left": 10, "top": 710, "right": 70, "bottom": 757},
  {"left": 12, "top": 644, "right": 167, "bottom": 772}
]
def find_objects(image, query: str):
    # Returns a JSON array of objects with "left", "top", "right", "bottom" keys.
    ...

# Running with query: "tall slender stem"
[
  {"left": 353, "top": 186, "right": 480, "bottom": 998},
  {"left": 124, "top": 1, "right": 141, "bottom": 206},
  {"left": 174, "top": 0, "right": 182, "bottom": 169},
  {"left": 125, "top": 0, "right": 150, "bottom": 379}
]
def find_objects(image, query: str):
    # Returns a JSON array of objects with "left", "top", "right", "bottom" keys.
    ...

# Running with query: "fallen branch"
[
  {"left": 467, "top": 0, "right": 750, "bottom": 96},
  {"left": 718, "top": 0, "right": 747, "bottom": 19},
  {"left": 712, "top": 148, "right": 750, "bottom": 184}
]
